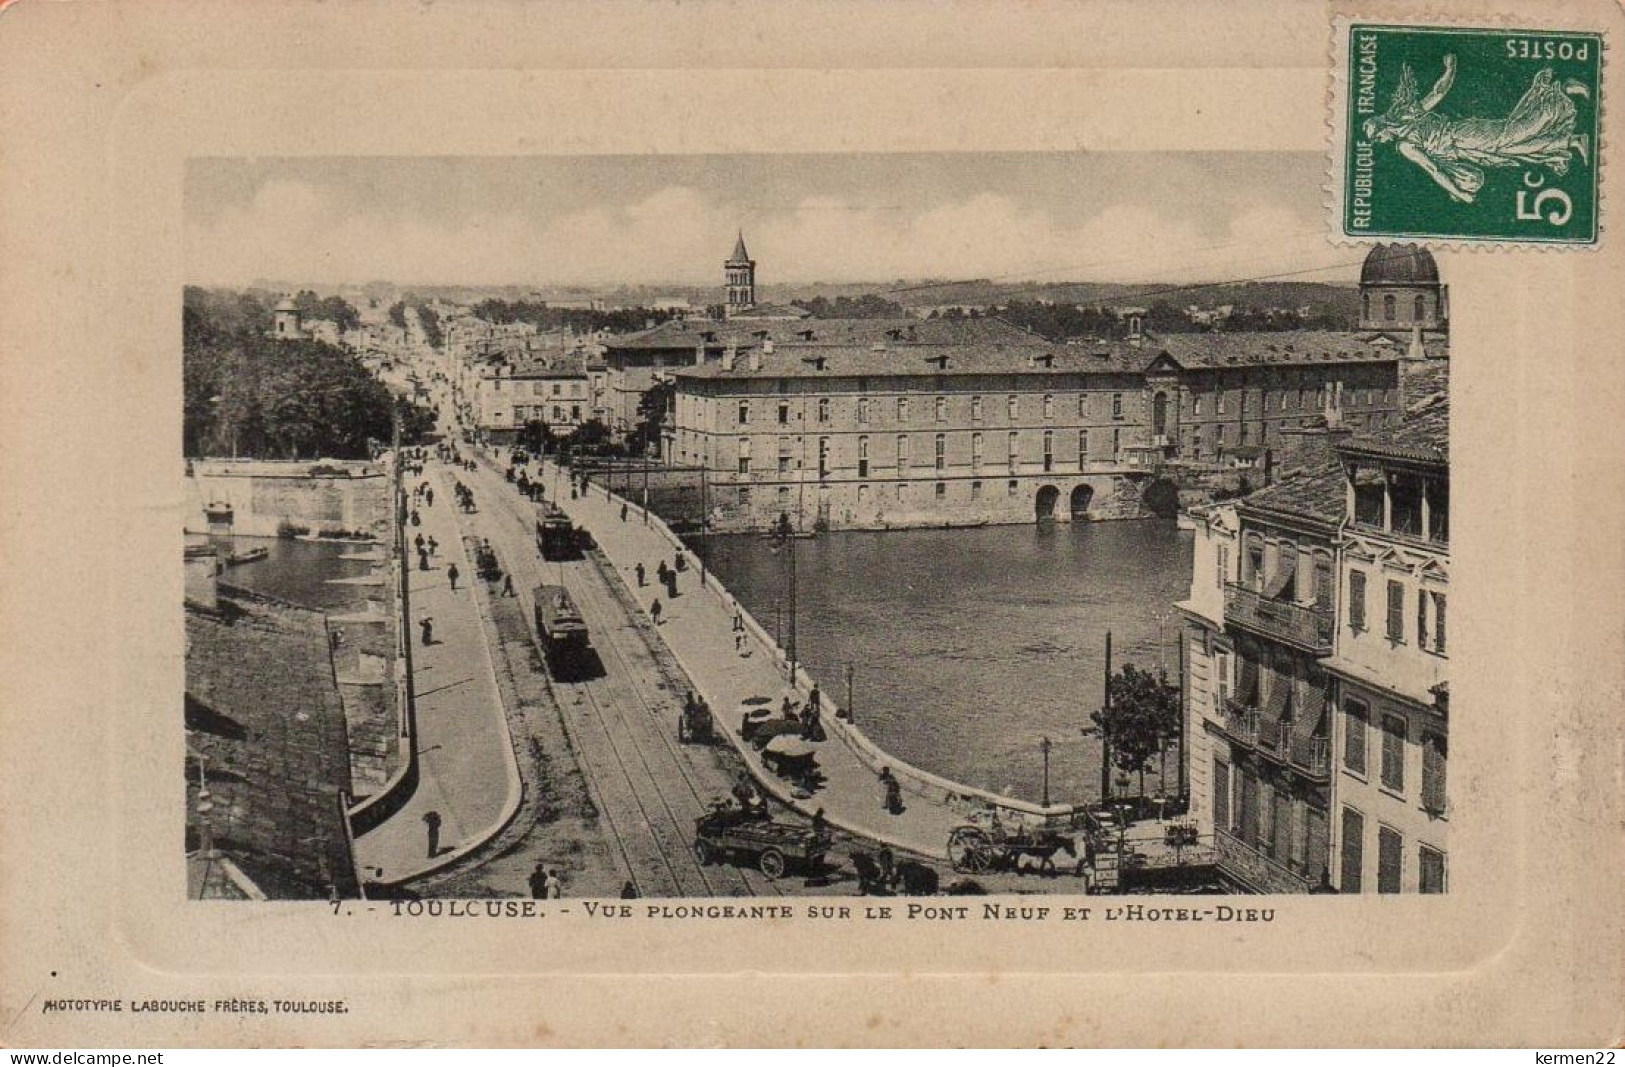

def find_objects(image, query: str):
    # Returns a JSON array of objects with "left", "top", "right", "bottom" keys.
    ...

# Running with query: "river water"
[
  {"left": 214, "top": 536, "right": 380, "bottom": 611},
  {"left": 699, "top": 520, "right": 1193, "bottom": 806}
]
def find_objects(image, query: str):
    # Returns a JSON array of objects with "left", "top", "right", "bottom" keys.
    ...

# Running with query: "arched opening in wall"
[
  {"left": 1143, "top": 478, "right": 1180, "bottom": 519},
  {"left": 1152, "top": 392, "right": 1169, "bottom": 437},
  {"left": 1069, "top": 484, "right": 1094, "bottom": 519},
  {"left": 1035, "top": 484, "right": 1060, "bottom": 522}
]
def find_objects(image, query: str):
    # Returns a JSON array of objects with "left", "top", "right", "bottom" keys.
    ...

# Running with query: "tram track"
[{"left": 465, "top": 459, "right": 779, "bottom": 898}]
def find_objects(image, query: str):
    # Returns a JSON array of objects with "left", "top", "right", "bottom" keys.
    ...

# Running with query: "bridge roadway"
[{"left": 460, "top": 458, "right": 785, "bottom": 898}]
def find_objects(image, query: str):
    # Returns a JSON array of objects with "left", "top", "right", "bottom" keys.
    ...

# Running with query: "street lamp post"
[
  {"left": 1040, "top": 736, "right": 1053, "bottom": 808},
  {"left": 771, "top": 511, "right": 798, "bottom": 679}
]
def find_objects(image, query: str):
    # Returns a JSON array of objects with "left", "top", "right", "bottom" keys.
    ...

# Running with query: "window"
[
  {"left": 934, "top": 481, "right": 946, "bottom": 500},
  {"left": 1043, "top": 394, "right": 1054, "bottom": 420},
  {"left": 817, "top": 437, "right": 830, "bottom": 479},
  {"left": 1414, "top": 294, "right": 1426, "bottom": 321},
  {"left": 1383, "top": 293, "right": 1396, "bottom": 320},
  {"left": 1007, "top": 395, "right": 1018, "bottom": 421},
  {"left": 776, "top": 400, "right": 789, "bottom": 424},
  {"left": 1193, "top": 394, "right": 1203, "bottom": 416},
  {"left": 817, "top": 398, "right": 830, "bottom": 423},
  {"left": 1077, "top": 394, "right": 1087, "bottom": 418},
  {"left": 1385, "top": 579, "right": 1405, "bottom": 642},
  {"left": 1419, "top": 846, "right": 1446, "bottom": 893},
  {"left": 898, "top": 397, "right": 910, "bottom": 421},
  {"left": 857, "top": 436, "right": 869, "bottom": 478},
  {"left": 1216, "top": 545, "right": 1228, "bottom": 589},
  {"left": 1240, "top": 423, "right": 1251, "bottom": 445},
  {"left": 737, "top": 486, "right": 751, "bottom": 506},
  {"left": 857, "top": 397, "right": 869, "bottom": 425},
  {"left": 777, "top": 485, "right": 789, "bottom": 506},
  {"left": 1344, "top": 699, "right": 1368, "bottom": 775},
  {"left": 1214, "top": 761, "right": 1232, "bottom": 831},
  {"left": 1418, "top": 590, "right": 1447, "bottom": 653},
  {"left": 1380, "top": 714, "right": 1406, "bottom": 792},
  {"left": 934, "top": 433, "right": 946, "bottom": 471},
  {"left": 1078, "top": 429, "right": 1089, "bottom": 466},
  {"left": 1279, "top": 390, "right": 1289, "bottom": 411},
  {"left": 1348, "top": 570, "right": 1368, "bottom": 630},
  {"left": 1217, "top": 390, "right": 1227, "bottom": 415},
  {"left": 1007, "top": 480, "right": 1018, "bottom": 497},
  {"left": 895, "top": 483, "right": 906, "bottom": 502},
  {"left": 737, "top": 437, "right": 751, "bottom": 474},
  {"left": 896, "top": 435, "right": 910, "bottom": 474},
  {"left": 1377, "top": 825, "right": 1403, "bottom": 893},
  {"left": 1111, "top": 393, "right": 1124, "bottom": 419},
  {"left": 1421, "top": 733, "right": 1447, "bottom": 813},
  {"left": 1042, "top": 430, "right": 1054, "bottom": 472},
  {"left": 935, "top": 396, "right": 947, "bottom": 422},
  {"left": 1340, "top": 807, "right": 1364, "bottom": 892},
  {"left": 1111, "top": 428, "right": 1121, "bottom": 456},
  {"left": 971, "top": 432, "right": 984, "bottom": 470},
  {"left": 969, "top": 395, "right": 981, "bottom": 422},
  {"left": 1007, "top": 431, "right": 1019, "bottom": 469},
  {"left": 738, "top": 401, "right": 750, "bottom": 424},
  {"left": 570, "top": 404, "right": 580, "bottom": 419},
  {"left": 970, "top": 480, "right": 983, "bottom": 500}
]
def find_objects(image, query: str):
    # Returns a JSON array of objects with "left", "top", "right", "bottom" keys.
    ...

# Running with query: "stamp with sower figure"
[{"left": 1335, "top": 22, "right": 1601, "bottom": 245}]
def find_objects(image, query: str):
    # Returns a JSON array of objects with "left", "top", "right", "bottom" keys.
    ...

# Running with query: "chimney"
[
  {"left": 722, "top": 343, "right": 737, "bottom": 371},
  {"left": 1127, "top": 313, "right": 1144, "bottom": 347},
  {"left": 747, "top": 346, "right": 762, "bottom": 372},
  {"left": 694, "top": 342, "right": 705, "bottom": 366},
  {"left": 763, "top": 339, "right": 775, "bottom": 355},
  {"left": 1407, "top": 322, "right": 1426, "bottom": 361}
]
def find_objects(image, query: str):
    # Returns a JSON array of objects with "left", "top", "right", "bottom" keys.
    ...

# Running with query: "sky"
[{"left": 185, "top": 153, "right": 1361, "bottom": 290}]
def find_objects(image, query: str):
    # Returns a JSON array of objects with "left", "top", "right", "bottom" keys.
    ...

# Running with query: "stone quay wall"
[{"left": 185, "top": 459, "right": 390, "bottom": 539}]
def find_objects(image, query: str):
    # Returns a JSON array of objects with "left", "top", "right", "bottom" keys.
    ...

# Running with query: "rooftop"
[
  {"left": 605, "top": 315, "right": 1044, "bottom": 353},
  {"left": 671, "top": 330, "right": 1401, "bottom": 382},
  {"left": 1342, "top": 393, "right": 1449, "bottom": 465},
  {"left": 1360, "top": 242, "right": 1441, "bottom": 287},
  {"left": 1236, "top": 458, "right": 1348, "bottom": 527}
]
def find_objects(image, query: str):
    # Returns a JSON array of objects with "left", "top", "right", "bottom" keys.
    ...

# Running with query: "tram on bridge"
[
  {"left": 533, "top": 584, "right": 592, "bottom": 680},
  {"left": 535, "top": 504, "right": 582, "bottom": 561}
]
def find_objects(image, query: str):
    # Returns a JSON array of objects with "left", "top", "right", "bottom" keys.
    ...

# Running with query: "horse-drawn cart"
[
  {"left": 946, "top": 810, "right": 1082, "bottom": 875},
  {"left": 692, "top": 804, "right": 827, "bottom": 880}
]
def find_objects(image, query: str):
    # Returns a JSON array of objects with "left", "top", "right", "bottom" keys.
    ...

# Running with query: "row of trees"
[
  {"left": 184, "top": 288, "right": 433, "bottom": 459},
  {"left": 790, "top": 293, "right": 907, "bottom": 319},
  {"left": 939, "top": 299, "right": 1351, "bottom": 341},
  {"left": 1091, "top": 663, "right": 1182, "bottom": 801},
  {"left": 470, "top": 298, "right": 681, "bottom": 335}
]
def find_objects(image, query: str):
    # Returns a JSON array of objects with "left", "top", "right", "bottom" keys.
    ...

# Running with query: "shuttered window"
[
  {"left": 1381, "top": 715, "right": 1406, "bottom": 793},
  {"left": 1340, "top": 807, "right": 1364, "bottom": 892},
  {"left": 1421, "top": 733, "right": 1447, "bottom": 813},
  {"left": 1385, "top": 579, "right": 1405, "bottom": 642},
  {"left": 1419, "top": 846, "right": 1446, "bottom": 893},
  {"left": 1213, "top": 759, "right": 1231, "bottom": 832},
  {"left": 1349, "top": 570, "right": 1367, "bottom": 630},
  {"left": 1377, "top": 825, "right": 1403, "bottom": 893},
  {"left": 1344, "top": 700, "right": 1368, "bottom": 775}
]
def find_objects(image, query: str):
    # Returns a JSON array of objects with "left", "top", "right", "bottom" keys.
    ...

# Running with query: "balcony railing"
[
  {"left": 1215, "top": 828, "right": 1316, "bottom": 894},
  {"left": 1224, "top": 583, "right": 1334, "bottom": 652},
  {"left": 1220, "top": 700, "right": 1331, "bottom": 781}
]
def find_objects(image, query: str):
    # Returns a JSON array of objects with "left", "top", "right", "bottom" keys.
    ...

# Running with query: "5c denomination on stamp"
[{"left": 1336, "top": 22, "right": 1602, "bottom": 245}]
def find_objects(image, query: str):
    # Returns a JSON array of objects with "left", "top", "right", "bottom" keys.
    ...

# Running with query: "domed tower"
[
  {"left": 1358, "top": 243, "right": 1447, "bottom": 334},
  {"left": 271, "top": 295, "right": 304, "bottom": 340},
  {"left": 724, "top": 231, "right": 756, "bottom": 317}
]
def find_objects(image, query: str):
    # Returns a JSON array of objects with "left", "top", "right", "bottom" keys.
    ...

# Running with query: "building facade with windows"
[
  {"left": 1179, "top": 391, "right": 1449, "bottom": 893},
  {"left": 1325, "top": 396, "right": 1450, "bottom": 894},
  {"left": 1178, "top": 461, "right": 1343, "bottom": 892}
]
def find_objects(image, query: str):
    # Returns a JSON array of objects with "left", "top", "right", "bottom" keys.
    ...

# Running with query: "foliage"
[
  {"left": 291, "top": 290, "right": 361, "bottom": 331},
  {"left": 517, "top": 417, "right": 556, "bottom": 456},
  {"left": 387, "top": 301, "right": 408, "bottom": 330},
  {"left": 629, "top": 379, "right": 675, "bottom": 455},
  {"left": 565, "top": 418, "right": 613, "bottom": 453},
  {"left": 470, "top": 298, "right": 679, "bottom": 335},
  {"left": 184, "top": 288, "right": 434, "bottom": 459},
  {"left": 417, "top": 304, "right": 444, "bottom": 348},
  {"left": 988, "top": 301, "right": 1119, "bottom": 341},
  {"left": 1090, "top": 662, "right": 1181, "bottom": 796},
  {"left": 791, "top": 294, "right": 906, "bottom": 319}
]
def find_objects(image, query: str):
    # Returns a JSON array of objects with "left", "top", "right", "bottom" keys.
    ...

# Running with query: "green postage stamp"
[{"left": 1336, "top": 22, "right": 1603, "bottom": 244}]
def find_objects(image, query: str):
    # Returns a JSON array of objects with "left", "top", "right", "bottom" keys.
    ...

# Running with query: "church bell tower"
[{"left": 724, "top": 231, "right": 756, "bottom": 317}]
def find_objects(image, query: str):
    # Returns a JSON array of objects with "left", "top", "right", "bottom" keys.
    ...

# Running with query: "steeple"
[{"left": 724, "top": 230, "right": 756, "bottom": 316}]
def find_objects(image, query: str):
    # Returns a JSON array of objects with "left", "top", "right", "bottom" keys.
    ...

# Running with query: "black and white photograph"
[{"left": 182, "top": 151, "right": 1450, "bottom": 901}]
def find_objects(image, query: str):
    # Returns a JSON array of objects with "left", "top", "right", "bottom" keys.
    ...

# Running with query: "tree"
[
  {"left": 1090, "top": 663, "right": 1181, "bottom": 798},
  {"left": 566, "top": 418, "right": 613, "bottom": 453},
  {"left": 417, "top": 304, "right": 444, "bottom": 348},
  {"left": 791, "top": 294, "right": 907, "bottom": 319},
  {"left": 387, "top": 301, "right": 407, "bottom": 329},
  {"left": 630, "top": 379, "right": 675, "bottom": 455},
  {"left": 518, "top": 417, "right": 556, "bottom": 456}
]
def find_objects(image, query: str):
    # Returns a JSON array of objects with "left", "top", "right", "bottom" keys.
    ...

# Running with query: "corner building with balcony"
[
  {"left": 1324, "top": 397, "right": 1450, "bottom": 894},
  {"left": 1178, "top": 461, "right": 1343, "bottom": 892}
]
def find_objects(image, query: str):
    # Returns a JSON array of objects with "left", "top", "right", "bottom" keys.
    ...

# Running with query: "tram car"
[
  {"left": 532, "top": 584, "right": 592, "bottom": 679},
  {"left": 534, "top": 504, "right": 581, "bottom": 561}
]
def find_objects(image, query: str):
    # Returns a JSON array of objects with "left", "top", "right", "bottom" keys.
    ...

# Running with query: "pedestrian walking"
[
  {"left": 418, "top": 549, "right": 429, "bottom": 571},
  {"left": 501, "top": 573, "right": 515, "bottom": 597},
  {"left": 620, "top": 502, "right": 628, "bottom": 522},
  {"left": 447, "top": 562, "right": 460, "bottom": 591},
  {"left": 424, "top": 487, "right": 433, "bottom": 508},
  {"left": 427, "top": 536, "right": 438, "bottom": 556},
  {"left": 415, "top": 533, "right": 425, "bottom": 553},
  {"left": 733, "top": 610, "right": 743, "bottom": 633},
  {"left": 419, "top": 616, "right": 434, "bottom": 646},
  {"left": 422, "top": 810, "right": 442, "bottom": 858},
  {"left": 543, "top": 869, "right": 562, "bottom": 899},
  {"left": 879, "top": 766, "right": 903, "bottom": 815},
  {"left": 528, "top": 860, "right": 548, "bottom": 899},
  {"left": 635, "top": 562, "right": 646, "bottom": 587},
  {"left": 650, "top": 598, "right": 663, "bottom": 625},
  {"left": 620, "top": 880, "right": 639, "bottom": 900},
  {"left": 735, "top": 632, "right": 746, "bottom": 655},
  {"left": 411, "top": 509, "right": 421, "bottom": 527}
]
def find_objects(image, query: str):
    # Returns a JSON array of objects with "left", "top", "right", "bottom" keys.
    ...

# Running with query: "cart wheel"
[
  {"left": 758, "top": 848, "right": 787, "bottom": 880},
  {"left": 693, "top": 839, "right": 715, "bottom": 865},
  {"left": 947, "top": 827, "right": 995, "bottom": 874}
]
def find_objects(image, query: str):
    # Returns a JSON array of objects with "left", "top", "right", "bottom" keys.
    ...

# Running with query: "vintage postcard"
[{"left": 1, "top": 0, "right": 1622, "bottom": 1049}]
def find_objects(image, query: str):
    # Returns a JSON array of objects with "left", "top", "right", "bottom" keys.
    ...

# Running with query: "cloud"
[{"left": 187, "top": 176, "right": 1351, "bottom": 288}]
